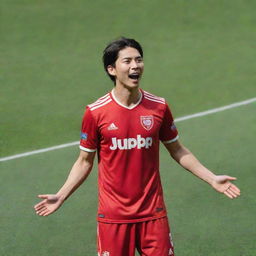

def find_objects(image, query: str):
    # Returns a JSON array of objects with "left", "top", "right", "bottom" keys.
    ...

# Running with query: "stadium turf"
[
  {"left": 1, "top": 0, "right": 255, "bottom": 255},
  {"left": 1, "top": 0, "right": 255, "bottom": 157},
  {"left": 1, "top": 103, "right": 255, "bottom": 256}
]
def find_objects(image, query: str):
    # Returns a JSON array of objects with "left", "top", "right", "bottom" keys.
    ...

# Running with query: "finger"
[
  {"left": 36, "top": 206, "right": 47, "bottom": 215},
  {"left": 38, "top": 194, "right": 49, "bottom": 199},
  {"left": 224, "top": 190, "right": 234, "bottom": 199},
  {"left": 229, "top": 188, "right": 240, "bottom": 197},
  {"left": 225, "top": 176, "right": 237, "bottom": 181},
  {"left": 227, "top": 188, "right": 239, "bottom": 198},
  {"left": 230, "top": 184, "right": 240, "bottom": 194},
  {"left": 34, "top": 200, "right": 47, "bottom": 209},
  {"left": 41, "top": 209, "right": 54, "bottom": 217},
  {"left": 37, "top": 207, "right": 50, "bottom": 216},
  {"left": 42, "top": 210, "right": 52, "bottom": 217},
  {"left": 34, "top": 204, "right": 46, "bottom": 212}
]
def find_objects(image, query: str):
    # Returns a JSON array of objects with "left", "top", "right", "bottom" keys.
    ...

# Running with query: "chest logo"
[
  {"left": 109, "top": 135, "right": 153, "bottom": 150},
  {"left": 140, "top": 116, "right": 154, "bottom": 130},
  {"left": 108, "top": 123, "right": 118, "bottom": 130}
]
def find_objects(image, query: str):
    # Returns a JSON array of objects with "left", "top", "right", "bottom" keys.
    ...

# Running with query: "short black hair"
[{"left": 103, "top": 37, "right": 143, "bottom": 82}]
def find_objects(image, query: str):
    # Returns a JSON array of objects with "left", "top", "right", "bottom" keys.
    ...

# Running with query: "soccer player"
[{"left": 34, "top": 37, "right": 241, "bottom": 256}]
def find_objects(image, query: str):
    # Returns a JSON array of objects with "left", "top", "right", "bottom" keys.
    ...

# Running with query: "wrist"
[
  {"left": 203, "top": 171, "right": 216, "bottom": 186},
  {"left": 56, "top": 193, "right": 67, "bottom": 202},
  {"left": 208, "top": 174, "right": 217, "bottom": 186}
]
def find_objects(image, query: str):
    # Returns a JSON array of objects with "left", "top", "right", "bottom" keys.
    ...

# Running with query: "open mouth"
[{"left": 128, "top": 74, "right": 140, "bottom": 80}]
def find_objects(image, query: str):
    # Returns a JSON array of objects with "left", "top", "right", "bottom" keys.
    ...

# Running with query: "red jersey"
[{"left": 80, "top": 89, "right": 178, "bottom": 223}]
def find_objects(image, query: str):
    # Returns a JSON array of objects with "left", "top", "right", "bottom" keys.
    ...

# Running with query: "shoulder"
[
  {"left": 87, "top": 92, "right": 113, "bottom": 111},
  {"left": 142, "top": 90, "right": 166, "bottom": 105}
]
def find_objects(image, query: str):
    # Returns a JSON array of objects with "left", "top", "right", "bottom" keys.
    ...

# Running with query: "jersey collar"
[{"left": 110, "top": 89, "right": 143, "bottom": 110}]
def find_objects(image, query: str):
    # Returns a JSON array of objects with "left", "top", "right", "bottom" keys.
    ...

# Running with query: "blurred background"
[{"left": 1, "top": 0, "right": 255, "bottom": 255}]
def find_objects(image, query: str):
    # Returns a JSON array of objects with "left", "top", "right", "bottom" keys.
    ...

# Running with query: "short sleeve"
[
  {"left": 79, "top": 107, "right": 99, "bottom": 152},
  {"left": 159, "top": 104, "right": 179, "bottom": 144}
]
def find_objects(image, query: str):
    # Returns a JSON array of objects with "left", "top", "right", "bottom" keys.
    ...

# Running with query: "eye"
[{"left": 123, "top": 59, "right": 131, "bottom": 64}]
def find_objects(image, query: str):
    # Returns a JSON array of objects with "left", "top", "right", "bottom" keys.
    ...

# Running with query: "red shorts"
[{"left": 97, "top": 217, "right": 174, "bottom": 256}]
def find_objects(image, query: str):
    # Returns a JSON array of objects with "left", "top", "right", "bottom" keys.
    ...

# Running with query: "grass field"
[{"left": 1, "top": 0, "right": 256, "bottom": 255}]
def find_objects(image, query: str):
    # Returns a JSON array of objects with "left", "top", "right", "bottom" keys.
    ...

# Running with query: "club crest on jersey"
[
  {"left": 140, "top": 116, "right": 154, "bottom": 130},
  {"left": 101, "top": 252, "right": 110, "bottom": 256}
]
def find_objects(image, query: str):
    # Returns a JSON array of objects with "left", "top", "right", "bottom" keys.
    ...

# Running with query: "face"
[{"left": 107, "top": 47, "right": 144, "bottom": 89}]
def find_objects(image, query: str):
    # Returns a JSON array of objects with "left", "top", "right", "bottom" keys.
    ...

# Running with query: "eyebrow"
[{"left": 121, "top": 56, "right": 143, "bottom": 60}]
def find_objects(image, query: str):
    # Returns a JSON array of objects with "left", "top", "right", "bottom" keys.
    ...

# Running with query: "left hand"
[{"left": 211, "top": 175, "right": 240, "bottom": 199}]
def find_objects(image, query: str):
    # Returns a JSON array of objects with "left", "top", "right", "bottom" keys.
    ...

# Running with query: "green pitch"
[{"left": 1, "top": 0, "right": 256, "bottom": 255}]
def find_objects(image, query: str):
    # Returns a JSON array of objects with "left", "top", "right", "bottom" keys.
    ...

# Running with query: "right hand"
[{"left": 34, "top": 194, "right": 64, "bottom": 216}]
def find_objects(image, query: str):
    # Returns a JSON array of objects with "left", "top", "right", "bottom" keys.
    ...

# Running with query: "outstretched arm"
[
  {"left": 34, "top": 150, "right": 96, "bottom": 216},
  {"left": 164, "top": 140, "right": 240, "bottom": 199}
]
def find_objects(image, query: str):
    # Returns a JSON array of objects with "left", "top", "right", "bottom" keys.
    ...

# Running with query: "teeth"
[{"left": 129, "top": 74, "right": 140, "bottom": 79}]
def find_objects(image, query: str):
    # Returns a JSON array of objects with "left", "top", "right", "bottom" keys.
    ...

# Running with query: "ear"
[{"left": 107, "top": 65, "right": 116, "bottom": 76}]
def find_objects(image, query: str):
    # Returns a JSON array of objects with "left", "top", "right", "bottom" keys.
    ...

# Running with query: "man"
[{"left": 34, "top": 37, "right": 240, "bottom": 256}]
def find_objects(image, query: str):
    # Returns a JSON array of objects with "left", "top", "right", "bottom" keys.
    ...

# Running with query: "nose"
[{"left": 131, "top": 60, "right": 139, "bottom": 69}]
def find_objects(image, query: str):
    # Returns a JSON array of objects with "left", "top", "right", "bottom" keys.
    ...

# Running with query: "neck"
[{"left": 112, "top": 85, "right": 141, "bottom": 107}]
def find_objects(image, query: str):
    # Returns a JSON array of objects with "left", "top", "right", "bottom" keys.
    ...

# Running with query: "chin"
[
  {"left": 126, "top": 83, "right": 140, "bottom": 89},
  {"left": 117, "top": 80, "right": 140, "bottom": 89}
]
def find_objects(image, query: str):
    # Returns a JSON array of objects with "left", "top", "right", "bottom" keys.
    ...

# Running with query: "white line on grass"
[
  {"left": 174, "top": 97, "right": 256, "bottom": 122},
  {"left": 0, "top": 141, "right": 80, "bottom": 162},
  {"left": 1, "top": 97, "right": 255, "bottom": 162}
]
